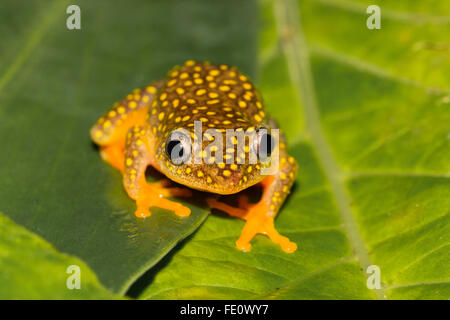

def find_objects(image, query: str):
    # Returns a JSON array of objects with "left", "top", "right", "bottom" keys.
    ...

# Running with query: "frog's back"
[{"left": 147, "top": 61, "right": 268, "bottom": 142}]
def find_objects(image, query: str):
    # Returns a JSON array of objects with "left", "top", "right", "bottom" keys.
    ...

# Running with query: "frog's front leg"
[
  {"left": 208, "top": 154, "right": 298, "bottom": 253},
  {"left": 124, "top": 125, "right": 192, "bottom": 218}
]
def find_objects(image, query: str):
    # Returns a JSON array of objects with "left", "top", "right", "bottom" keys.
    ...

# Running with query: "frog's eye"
[
  {"left": 165, "top": 131, "right": 191, "bottom": 165},
  {"left": 255, "top": 127, "right": 275, "bottom": 161}
]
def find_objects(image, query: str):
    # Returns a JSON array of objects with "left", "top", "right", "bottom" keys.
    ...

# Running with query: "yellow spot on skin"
[
  {"left": 238, "top": 100, "right": 247, "bottom": 108},
  {"left": 176, "top": 87, "right": 185, "bottom": 95},
  {"left": 170, "top": 70, "right": 179, "bottom": 77},
  {"left": 206, "top": 176, "right": 212, "bottom": 183},
  {"left": 194, "top": 78, "right": 203, "bottom": 85},
  {"left": 168, "top": 79, "right": 177, "bottom": 87},
  {"left": 206, "top": 111, "right": 216, "bottom": 116},
  {"left": 184, "top": 80, "right": 193, "bottom": 86},
  {"left": 219, "top": 85, "right": 230, "bottom": 92},
  {"left": 223, "top": 170, "right": 231, "bottom": 177},
  {"left": 185, "top": 60, "right": 195, "bottom": 66},
  {"left": 160, "top": 93, "right": 167, "bottom": 101},
  {"left": 132, "top": 150, "right": 139, "bottom": 157},
  {"left": 209, "top": 69, "right": 220, "bottom": 76},
  {"left": 177, "top": 169, "right": 182, "bottom": 175},
  {"left": 173, "top": 99, "right": 180, "bottom": 108},
  {"left": 175, "top": 116, "right": 181, "bottom": 123},
  {"left": 126, "top": 158, "right": 133, "bottom": 166},
  {"left": 197, "top": 171, "right": 204, "bottom": 177},
  {"left": 243, "top": 83, "right": 252, "bottom": 90},
  {"left": 137, "top": 139, "right": 143, "bottom": 146},
  {"left": 181, "top": 105, "right": 188, "bottom": 110},
  {"left": 222, "top": 120, "right": 231, "bottom": 125},
  {"left": 158, "top": 112, "right": 165, "bottom": 121},
  {"left": 280, "top": 172, "right": 287, "bottom": 180},
  {"left": 182, "top": 115, "right": 190, "bottom": 121},
  {"left": 129, "top": 101, "right": 137, "bottom": 109},
  {"left": 162, "top": 101, "right": 169, "bottom": 107},
  {"left": 256, "top": 101, "right": 262, "bottom": 109},
  {"left": 180, "top": 72, "right": 189, "bottom": 79},
  {"left": 146, "top": 86, "right": 156, "bottom": 94},
  {"left": 142, "top": 95, "right": 149, "bottom": 103},
  {"left": 230, "top": 164, "right": 237, "bottom": 170},
  {"left": 187, "top": 98, "right": 196, "bottom": 104},
  {"left": 254, "top": 114, "right": 262, "bottom": 122},
  {"left": 95, "top": 131, "right": 103, "bottom": 138},
  {"left": 239, "top": 75, "right": 247, "bottom": 81},
  {"left": 200, "top": 117, "right": 208, "bottom": 122},
  {"left": 103, "top": 120, "right": 111, "bottom": 128},
  {"left": 208, "top": 92, "right": 218, "bottom": 98},
  {"left": 223, "top": 79, "right": 237, "bottom": 85},
  {"left": 288, "top": 156, "right": 295, "bottom": 164},
  {"left": 108, "top": 110, "right": 117, "bottom": 117},
  {"left": 228, "top": 93, "right": 237, "bottom": 99},
  {"left": 218, "top": 163, "right": 225, "bottom": 169},
  {"left": 209, "top": 82, "right": 217, "bottom": 88},
  {"left": 247, "top": 166, "right": 252, "bottom": 173},
  {"left": 185, "top": 167, "right": 192, "bottom": 174},
  {"left": 270, "top": 204, "right": 275, "bottom": 210},
  {"left": 168, "top": 112, "right": 174, "bottom": 119},
  {"left": 207, "top": 99, "right": 220, "bottom": 105}
]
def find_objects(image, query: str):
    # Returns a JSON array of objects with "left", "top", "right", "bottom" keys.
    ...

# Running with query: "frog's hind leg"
[
  {"left": 90, "top": 82, "right": 163, "bottom": 171},
  {"left": 123, "top": 125, "right": 192, "bottom": 218}
]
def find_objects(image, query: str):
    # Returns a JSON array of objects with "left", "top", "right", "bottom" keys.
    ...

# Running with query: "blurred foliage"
[{"left": 0, "top": 0, "right": 448, "bottom": 299}]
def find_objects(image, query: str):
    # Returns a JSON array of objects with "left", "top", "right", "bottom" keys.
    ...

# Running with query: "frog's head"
[{"left": 156, "top": 126, "right": 276, "bottom": 194}]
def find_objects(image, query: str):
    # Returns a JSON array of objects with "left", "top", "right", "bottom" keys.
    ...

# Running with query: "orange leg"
[
  {"left": 123, "top": 125, "right": 192, "bottom": 219},
  {"left": 207, "top": 156, "right": 298, "bottom": 254},
  {"left": 100, "top": 144, "right": 125, "bottom": 172},
  {"left": 134, "top": 176, "right": 191, "bottom": 218}
]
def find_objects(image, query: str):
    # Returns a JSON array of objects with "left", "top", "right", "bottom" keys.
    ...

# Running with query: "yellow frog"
[{"left": 90, "top": 60, "right": 298, "bottom": 253}]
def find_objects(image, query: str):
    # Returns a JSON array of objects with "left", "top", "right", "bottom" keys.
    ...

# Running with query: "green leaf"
[
  {"left": 136, "top": 0, "right": 450, "bottom": 300},
  {"left": 0, "top": 0, "right": 257, "bottom": 295},
  {"left": 0, "top": 212, "right": 115, "bottom": 299}
]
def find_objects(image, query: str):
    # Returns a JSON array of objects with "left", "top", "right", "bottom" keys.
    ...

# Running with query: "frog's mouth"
[{"left": 159, "top": 163, "right": 264, "bottom": 196}]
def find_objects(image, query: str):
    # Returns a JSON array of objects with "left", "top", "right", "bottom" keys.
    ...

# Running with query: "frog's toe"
[
  {"left": 236, "top": 240, "right": 252, "bottom": 252},
  {"left": 261, "top": 218, "right": 297, "bottom": 253},
  {"left": 135, "top": 207, "right": 151, "bottom": 218}
]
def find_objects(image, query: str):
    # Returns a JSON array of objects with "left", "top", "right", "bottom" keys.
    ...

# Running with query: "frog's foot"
[
  {"left": 207, "top": 196, "right": 297, "bottom": 253},
  {"left": 134, "top": 181, "right": 191, "bottom": 218}
]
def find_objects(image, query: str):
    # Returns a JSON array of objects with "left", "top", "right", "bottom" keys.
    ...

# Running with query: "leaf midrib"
[{"left": 274, "top": 0, "right": 386, "bottom": 299}]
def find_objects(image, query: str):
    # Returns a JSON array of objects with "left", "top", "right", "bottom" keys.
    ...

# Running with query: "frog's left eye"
[
  {"left": 165, "top": 131, "right": 191, "bottom": 165},
  {"left": 255, "top": 127, "right": 275, "bottom": 161}
]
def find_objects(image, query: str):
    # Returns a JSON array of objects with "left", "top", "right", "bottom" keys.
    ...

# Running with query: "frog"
[{"left": 90, "top": 60, "right": 298, "bottom": 253}]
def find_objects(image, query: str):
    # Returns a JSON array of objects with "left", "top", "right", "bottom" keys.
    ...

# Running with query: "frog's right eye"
[{"left": 165, "top": 131, "right": 191, "bottom": 165}]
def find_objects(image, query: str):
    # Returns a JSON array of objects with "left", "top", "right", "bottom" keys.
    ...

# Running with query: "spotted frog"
[{"left": 90, "top": 61, "right": 298, "bottom": 253}]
